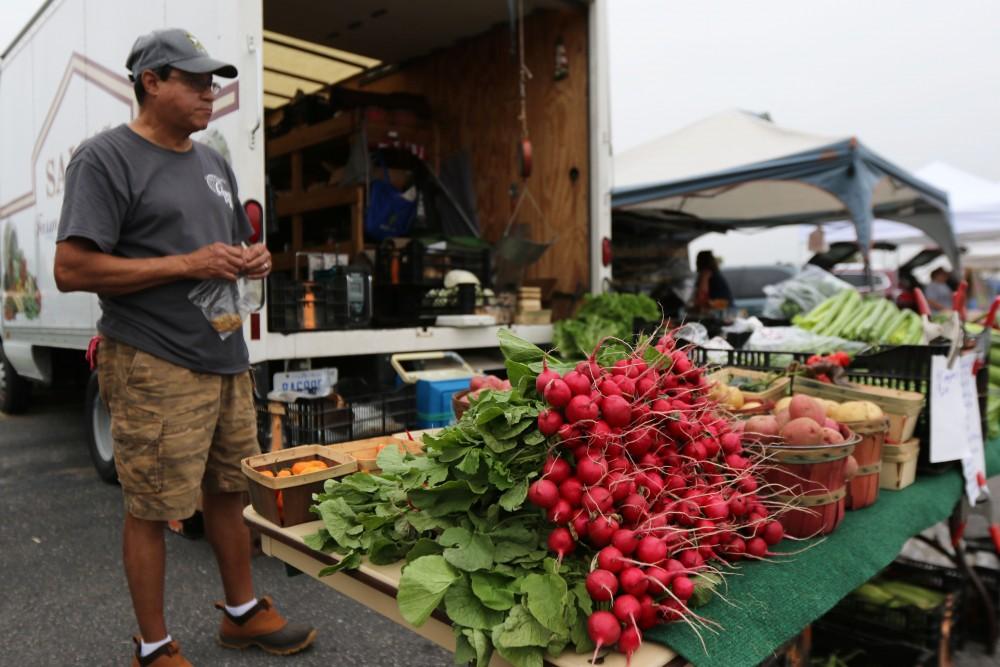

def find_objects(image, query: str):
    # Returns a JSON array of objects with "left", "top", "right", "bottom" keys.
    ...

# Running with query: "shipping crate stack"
[{"left": 514, "top": 286, "right": 551, "bottom": 325}]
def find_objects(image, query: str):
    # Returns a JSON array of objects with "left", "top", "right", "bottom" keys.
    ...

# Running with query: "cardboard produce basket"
[
  {"left": 793, "top": 376, "right": 925, "bottom": 444},
  {"left": 327, "top": 436, "right": 424, "bottom": 472},
  {"left": 242, "top": 445, "right": 357, "bottom": 527},
  {"left": 881, "top": 438, "right": 920, "bottom": 490},
  {"left": 708, "top": 367, "right": 790, "bottom": 404}
]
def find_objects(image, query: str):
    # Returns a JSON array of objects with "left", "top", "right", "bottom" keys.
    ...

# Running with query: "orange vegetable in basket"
[
  {"left": 276, "top": 469, "right": 292, "bottom": 478},
  {"left": 259, "top": 469, "right": 275, "bottom": 478},
  {"left": 291, "top": 461, "right": 315, "bottom": 475}
]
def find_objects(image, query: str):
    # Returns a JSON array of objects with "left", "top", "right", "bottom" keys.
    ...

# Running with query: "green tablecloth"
[{"left": 648, "top": 438, "right": 1000, "bottom": 667}]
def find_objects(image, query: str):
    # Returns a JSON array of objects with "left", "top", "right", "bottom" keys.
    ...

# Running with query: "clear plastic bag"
[
  {"left": 762, "top": 265, "right": 853, "bottom": 320},
  {"left": 189, "top": 276, "right": 263, "bottom": 340}
]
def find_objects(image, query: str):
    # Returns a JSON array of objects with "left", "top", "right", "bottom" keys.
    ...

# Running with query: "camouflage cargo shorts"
[{"left": 97, "top": 337, "right": 260, "bottom": 521}]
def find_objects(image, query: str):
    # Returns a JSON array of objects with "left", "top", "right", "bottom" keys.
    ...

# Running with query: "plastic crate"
[
  {"left": 416, "top": 377, "right": 471, "bottom": 427},
  {"left": 255, "top": 383, "right": 418, "bottom": 449},
  {"left": 375, "top": 239, "right": 491, "bottom": 287},
  {"left": 811, "top": 620, "right": 936, "bottom": 667},
  {"left": 267, "top": 269, "right": 372, "bottom": 333}
]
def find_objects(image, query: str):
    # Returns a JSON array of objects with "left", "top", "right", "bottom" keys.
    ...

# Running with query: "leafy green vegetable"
[
  {"left": 303, "top": 365, "right": 591, "bottom": 667},
  {"left": 552, "top": 292, "right": 661, "bottom": 360}
]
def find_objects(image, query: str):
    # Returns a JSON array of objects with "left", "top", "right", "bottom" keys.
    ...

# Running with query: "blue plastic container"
[{"left": 416, "top": 377, "right": 471, "bottom": 428}]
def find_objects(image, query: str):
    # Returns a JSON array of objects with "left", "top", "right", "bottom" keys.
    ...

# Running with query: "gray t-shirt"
[
  {"left": 57, "top": 124, "right": 253, "bottom": 374},
  {"left": 924, "top": 281, "right": 953, "bottom": 313}
]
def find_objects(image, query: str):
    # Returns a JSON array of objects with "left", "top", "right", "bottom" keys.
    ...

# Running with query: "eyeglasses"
[{"left": 171, "top": 71, "right": 222, "bottom": 96}]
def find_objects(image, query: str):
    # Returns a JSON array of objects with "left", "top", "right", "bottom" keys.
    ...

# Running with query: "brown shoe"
[
  {"left": 130, "top": 637, "right": 192, "bottom": 666},
  {"left": 215, "top": 596, "right": 316, "bottom": 656}
]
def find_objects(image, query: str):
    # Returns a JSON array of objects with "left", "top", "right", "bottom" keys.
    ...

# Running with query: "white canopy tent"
[
  {"left": 612, "top": 110, "right": 961, "bottom": 269},
  {"left": 823, "top": 161, "right": 1000, "bottom": 246}
]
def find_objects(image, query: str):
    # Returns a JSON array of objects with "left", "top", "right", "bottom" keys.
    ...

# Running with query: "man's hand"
[
  {"left": 243, "top": 243, "right": 272, "bottom": 280},
  {"left": 183, "top": 242, "right": 245, "bottom": 281}
]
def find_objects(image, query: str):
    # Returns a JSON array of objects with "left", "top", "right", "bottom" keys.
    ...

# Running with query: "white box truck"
[{"left": 0, "top": 0, "right": 612, "bottom": 480}]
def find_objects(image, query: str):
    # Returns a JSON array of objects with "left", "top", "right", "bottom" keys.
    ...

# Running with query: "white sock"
[
  {"left": 225, "top": 598, "right": 258, "bottom": 617},
  {"left": 140, "top": 635, "right": 172, "bottom": 657}
]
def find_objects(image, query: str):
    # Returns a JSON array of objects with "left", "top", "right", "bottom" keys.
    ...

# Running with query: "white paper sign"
[
  {"left": 959, "top": 353, "right": 986, "bottom": 504},
  {"left": 929, "top": 354, "right": 969, "bottom": 463}
]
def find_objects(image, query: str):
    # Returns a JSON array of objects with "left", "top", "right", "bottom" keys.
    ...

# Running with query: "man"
[
  {"left": 925, "top": 267, "right": 954, "bottom": 313},
  {"left": 54, "top": 29, "right": 315, "bottom": 666}
]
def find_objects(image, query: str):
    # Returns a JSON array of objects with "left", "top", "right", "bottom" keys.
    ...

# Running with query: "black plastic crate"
[
  {"left": 375, "top": 239, "right": 491, "bottom": 288},
  {"left": 689, "top": 347, "right": 812, "bottom": 370},
  {"left": 811, "top": 620, "right": 935, "bottom": 667},
  {"left": 255, "top": 383, "right": 418, "bottom": 449},
  {"left": 267, "top": 269, "right": 372, "bottom": 333}
]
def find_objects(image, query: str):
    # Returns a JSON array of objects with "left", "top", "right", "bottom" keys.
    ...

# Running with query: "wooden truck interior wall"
[{"left": 341, "top": 8, "right": 590, "bottom": 294}]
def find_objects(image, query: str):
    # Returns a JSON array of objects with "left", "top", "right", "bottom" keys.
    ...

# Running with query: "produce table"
[
  {"left": 245, "top": 439, "right": 1000, "bottom": 667},
  {"left": 244, "top": 506, "right": 680, "bottom": 667}
]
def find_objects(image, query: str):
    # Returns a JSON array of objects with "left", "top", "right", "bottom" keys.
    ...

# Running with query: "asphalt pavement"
[{"left": 0, "top": 387, "right": 453, "bottom": 666}]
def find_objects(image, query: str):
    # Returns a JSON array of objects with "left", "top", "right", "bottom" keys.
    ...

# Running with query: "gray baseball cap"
[{"left": 126, "top": 28, "right": 237, "bottom": 80}]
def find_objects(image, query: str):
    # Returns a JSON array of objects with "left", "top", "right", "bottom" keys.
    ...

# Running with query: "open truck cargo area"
[{"left": 0, "top": 0, "right": 611, "bottom": 480}]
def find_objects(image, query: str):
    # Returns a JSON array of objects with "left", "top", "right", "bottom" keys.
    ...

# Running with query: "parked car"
[{"left": 720, "top": 265, "right": 799, "bottom": 316}]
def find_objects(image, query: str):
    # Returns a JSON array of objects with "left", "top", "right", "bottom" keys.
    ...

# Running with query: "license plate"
[{"left": 272, "top": 368, "right": 338, "bottom": 395}]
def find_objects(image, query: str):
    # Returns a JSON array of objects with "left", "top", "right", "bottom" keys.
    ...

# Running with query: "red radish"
[
  {"left": 583, "top": 486, "right": 614, "bottom": 514},
  {"left": 703, "top": 495, "right": 730, "bottom": 521},
  {"left": 587, "top": 516, "right": 619, "bottom": 547},
  {"left": 577, "top": 359, "right": 601, "bottom": 381},
  {"left": 636, "top": 471, "right": 664, "bottom": 499},
  {"left": 620, "top": 493, "right": 649, "bottom": 526},
  {"left": 599, "top": 379, "right": 623, "bottom": 397},
  {"left": 612, "top": 528, "right": 641, "bottom": 555},
  {"left": 607, "top": 471, "right": 636, "bottom": 503},
  {"left": 562, "top": 370, "right": 592, "bottom": 396},
  {"left": 559, "top": 478, "right": 585, "bottom": 506},
  {"left": 672, "top": 351, "right": 692, "bottom": 374},
  {"left": 542, "top": 456, "right": 571, "bottom": 484},
  {"left": 677, "top": 549, "right": 704, "bottom": 570},
  {"left": 728, "top": 494, "right": 748, "bottom": 517},
  {"left": 597, "top": 546, "right": 626, "bottom": 573},
  {"left": 762, "top": 520, "right": 784, "bottom": 546},
  {"left": 612, "top": 593, "right": 643, "bottom": 626},
  {"left": 537, "top": 410, "right": 564, "bottom": 437},
  {"left": 566, "top": 394, "right": 600, "bottom": 424},
  {"left": 576, "top": 457, "right": 607, "bottom": 486},
  {"left": 630, "top": 402, "right": 651, "bottom": 423},
  {"left": 672, "top": 575, "right": 694, "bottom": 601},
  {"left": 685, "top": 440, "right": 707, "bottom": 461},
  {"left": 607, "top": 456, "right": 629, "bottom": 474},
  {"left": 625, "top": 427, "right": 655, "bottom": 457},
  {"left": 571, "top": 509, "right": 590, "bottom": 539},
  {"left": 637, "top": 595, "right": 658, "bottom": 630},
  {"left": 589, "top": 420, "right": 613, "bottom": 447},
  {"left": 619, "top": 567, "right": 649, "bottom": 596},
  {"left": 726, "top": 453, "right": 750, "bottom": 471},
  {"left": 557, "top": 423, "right": 582, "bottom": 447},
  {"left": 720, "top": 431, "right": 742, "bottom": 454},
  {"left": 535, "top": 362, "right": 561, "bottom": 396},
  {"left": 547, "top": 499, "right": 573, "bottom": 525},
  {"left": 618, "top": 626, "right": 643, "bottom": 665},
  {"left": 747, "top": 536, "right": 768, "bottom": 558},
  {"left": 547, "top": 527, "right": 575, "bottom": 560},
  {"left": 544, "top": 379, "right": 572, "bottom": 408},
  {"left": 585, "top": 568, "right": 620, "bottom": 602},
  {"left": 739, "top": 476, "right": 758, "bottom": 493},
  {"left": 645, "top": 566, "right": 672, "bottom": 594},
  {"left": 587, "top": 611, "right": 622, "bottom": 664},
  {"left": 635, "top": 536, "right": 668, "bottom": 565},
  {"left": 602, "top": 395, "right": 631, "bottom": 428},
  {"left": 527, "top": 479, "right": 560, "bottom": 509},
  {"left": 724, "top": 537, "right": 747, "bottom": 560},
  {"left": 615, "top": 376, "right": 637, "bottom": 398}
]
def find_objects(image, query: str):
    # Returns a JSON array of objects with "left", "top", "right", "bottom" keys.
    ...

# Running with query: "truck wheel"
[
  {"left": 0, "top": 344, "right": 30, "bottom": 414},
  {"left": 85, "top": 371, "right": 117, "bottom": 483}
]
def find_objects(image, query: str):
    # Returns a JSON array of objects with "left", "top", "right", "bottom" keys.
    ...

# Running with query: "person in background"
[
  {"left": 924, "top": 267, "right": 954, "bottom": 313},
  {"left": 692, "top": 250, "right": 734, "bottom": 314},
  {"left": 896, "top": 272, "right": 920, "bottom": 312}
]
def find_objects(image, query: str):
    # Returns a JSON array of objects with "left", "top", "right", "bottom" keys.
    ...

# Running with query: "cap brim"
[{"left": 171, "top": 55, "right": 238, "bottom": 78}]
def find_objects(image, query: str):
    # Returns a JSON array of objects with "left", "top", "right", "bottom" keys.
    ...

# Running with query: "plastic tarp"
[{"left": 611, "top": 110, "right": 961, "bottom": 269}]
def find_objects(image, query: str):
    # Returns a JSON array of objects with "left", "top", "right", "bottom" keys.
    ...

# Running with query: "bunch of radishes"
[{"left": 526, "top": 335, "right": 786, "bottom": 664}]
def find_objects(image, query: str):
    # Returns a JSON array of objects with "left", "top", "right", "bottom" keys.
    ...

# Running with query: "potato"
[
  {"left": 780, "top": 417, "right": 824, "bottom": 446},
  {"left": 746, "top": 415, "right": 780, "bottom": 437},
  {"left": 823, "top": 417, "right": 839, "bottom": 430},
  {"left": 822, "top": 399, "right": 840, "bottom": 413},
  {"left": 821, "top": 427, "right": 845, "bottom": 444},
  {"left": 775, "top": 409, "right": 792, "bottom": 431},
  {"left": 726, "top": 386, "right": 745, "bottom": 410},
  {"left": 830, "top": 400, "right": 883, "bottom": 423},
  {"left": 773, "top": 396, "right": 793, "bottom": 414},
  {"left": 789, "top": 395, "right": 826, "bottom": 424},
  {"left": 741, "top": 401, "right": 762, "bottom": 411},
  {"left": 844, "top": 455, "right": 859, "bottom": 481},
  {"left": 708, "top": 380, "right": 727, "bottom": 401}
]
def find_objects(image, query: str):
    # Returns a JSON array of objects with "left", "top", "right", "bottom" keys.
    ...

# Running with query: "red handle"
[
  {"left": 990, "top": 525, "right": 1000, "bottom": 554},
  {"left": 953, "top": 280, "right": 968, "bottom": 321},
  {"left": 985, "top": 296, "right": 1000, "bottom": 331},
  {"left": 913, "top": 287, "right": 931, "bottom": 317}
]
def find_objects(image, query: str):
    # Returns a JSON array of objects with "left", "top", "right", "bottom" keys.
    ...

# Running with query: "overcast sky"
[
  {"left": 0, "top": 0, "right": 40, "bottom": 56},
  {"left": 607, "top": 0, "right": 1000, "bottom": 181}
]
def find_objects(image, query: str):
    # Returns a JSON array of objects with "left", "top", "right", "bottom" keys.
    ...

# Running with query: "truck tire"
[
  {"left": 85, "top": 371, "right": 117, "bottom": 483},
  {"left": 0, "top": 344, "right": 30, "bottom": 414}
]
